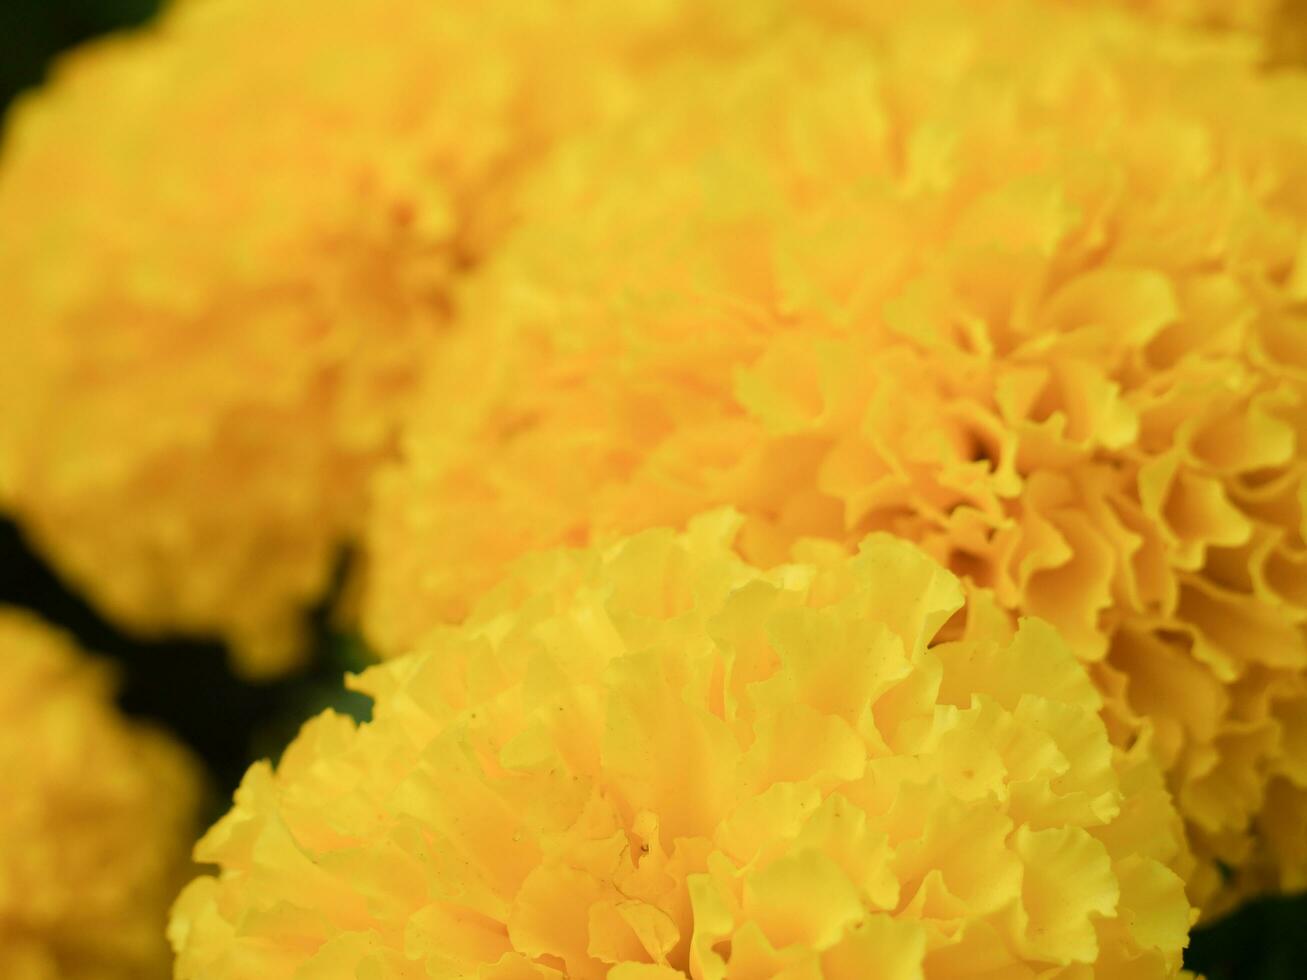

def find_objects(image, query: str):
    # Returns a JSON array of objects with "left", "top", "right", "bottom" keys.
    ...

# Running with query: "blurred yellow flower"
[
  {"left": 0, "top": 609, "right": 201, "bottom": 980},
  {"left": 0, "top": 0, "right": 772, "bottom": 676},
  {"left": 813, "top": 0, "right": 1305, "bottom": 62},
  {"left": 1055, "top": 0, "right": 1307, "bottom": 65},
  {"left": 365, "top": 1, "right": 1307, "bottom": 910},
  {"left": 174, "top": 513, "right": 1194, "bottom": 978},
  {"left": 1047, "top": 0, "right": 1281, "bottom": 32}
]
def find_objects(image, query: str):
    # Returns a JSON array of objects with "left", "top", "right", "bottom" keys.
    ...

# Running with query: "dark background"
[{"left": 0, "top": 1, "right": 1302, "bottom": 975}]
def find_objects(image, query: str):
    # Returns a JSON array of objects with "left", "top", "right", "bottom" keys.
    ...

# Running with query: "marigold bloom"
[
  {"left": 0, "top": 0, "right": 765, "bottom": 675},
  {"left": 1063, "top": 0, "right": 1281, "bottom": 31},
  {"left": 174, "top": 514, "right": 1194, "bottom": 978},
  {"left": 1054, "top": 0, "right": 1307, "bottom": 66},
  {"left": 0, "top": 609, "right": 201, "bottom": 980},
  {"left": 817, "top": 0, "right": 1305, "bottom": 61},
  {"left": 365, "top": 1, "right": 1307, "bottom": 910}
]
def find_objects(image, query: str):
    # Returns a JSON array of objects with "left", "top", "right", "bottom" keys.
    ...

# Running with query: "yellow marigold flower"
[
  {"left": 0, "top": 609, "right": 201, "bottom": 979},
  {"left": 1060, "top": 0, "right": 1281, "bottom": 31},
  {"left": 815, "top": 0, "right": 1305, "bottom": 61},
  {"left": 1265, "top": 0, "right": 1307, "bottom": 67},
  {"left": 174, "top": 513, "right": 1194, "bottom": 978},
  {"left": 1051, "top": 0, "right": 1307, "bottom": 66},
  {"left": 0, "top": 0, "right": 769, "bottom": 676},
  {"left": 364, "top": 1, "right": 1307, "bottom": 911}
]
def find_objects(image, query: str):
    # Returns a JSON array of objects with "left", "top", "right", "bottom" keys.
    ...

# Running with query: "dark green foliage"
[
  {"left": 0, "top": 518, "right": 372, "bottom": 819},
  {"left": 0, "top": 0, "right": 162, "bottom": 111},
  {"left": 1189, "top": 893, "right": 1307, "bottom": 979}
]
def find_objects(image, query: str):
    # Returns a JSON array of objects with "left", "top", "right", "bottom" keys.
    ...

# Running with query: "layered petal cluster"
[
  {"left": 0, "top": 0, "right": 766, "bottom": 675},
  {"left": 364, "top": 1, "right": 1307, "bottom": 909},
  {"left": 0, "top": 609, "right": 201, "bottom": 980},
  {"left": 174, "top": 514, "right": 1193, "bottom": 978}
]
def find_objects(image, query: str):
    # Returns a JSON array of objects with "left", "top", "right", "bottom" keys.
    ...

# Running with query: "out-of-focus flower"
[
  {"left": 1265, "top": 0, "right": 1307, "bottom": 67},
  {"left": 365, "top": 1, "right": 1307, "bottom": 911},
  {"left": 0, "top": 0, "right": 776, "bottom": 676},
  {"left": 174, "top": 514, "right": 1194, "bottom": 978},
  {"left": 0, "top": 609, "right": 201, "bottom": 980},
  {"left": 1060, "top": 0, "right": 1307, "bottom": 65},
  {"left": 815, "top": 0, "right": 1305, "bottom": 62},
  {"left": 1058, "top": 0, "right": 1281, "bottom": 32}
]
